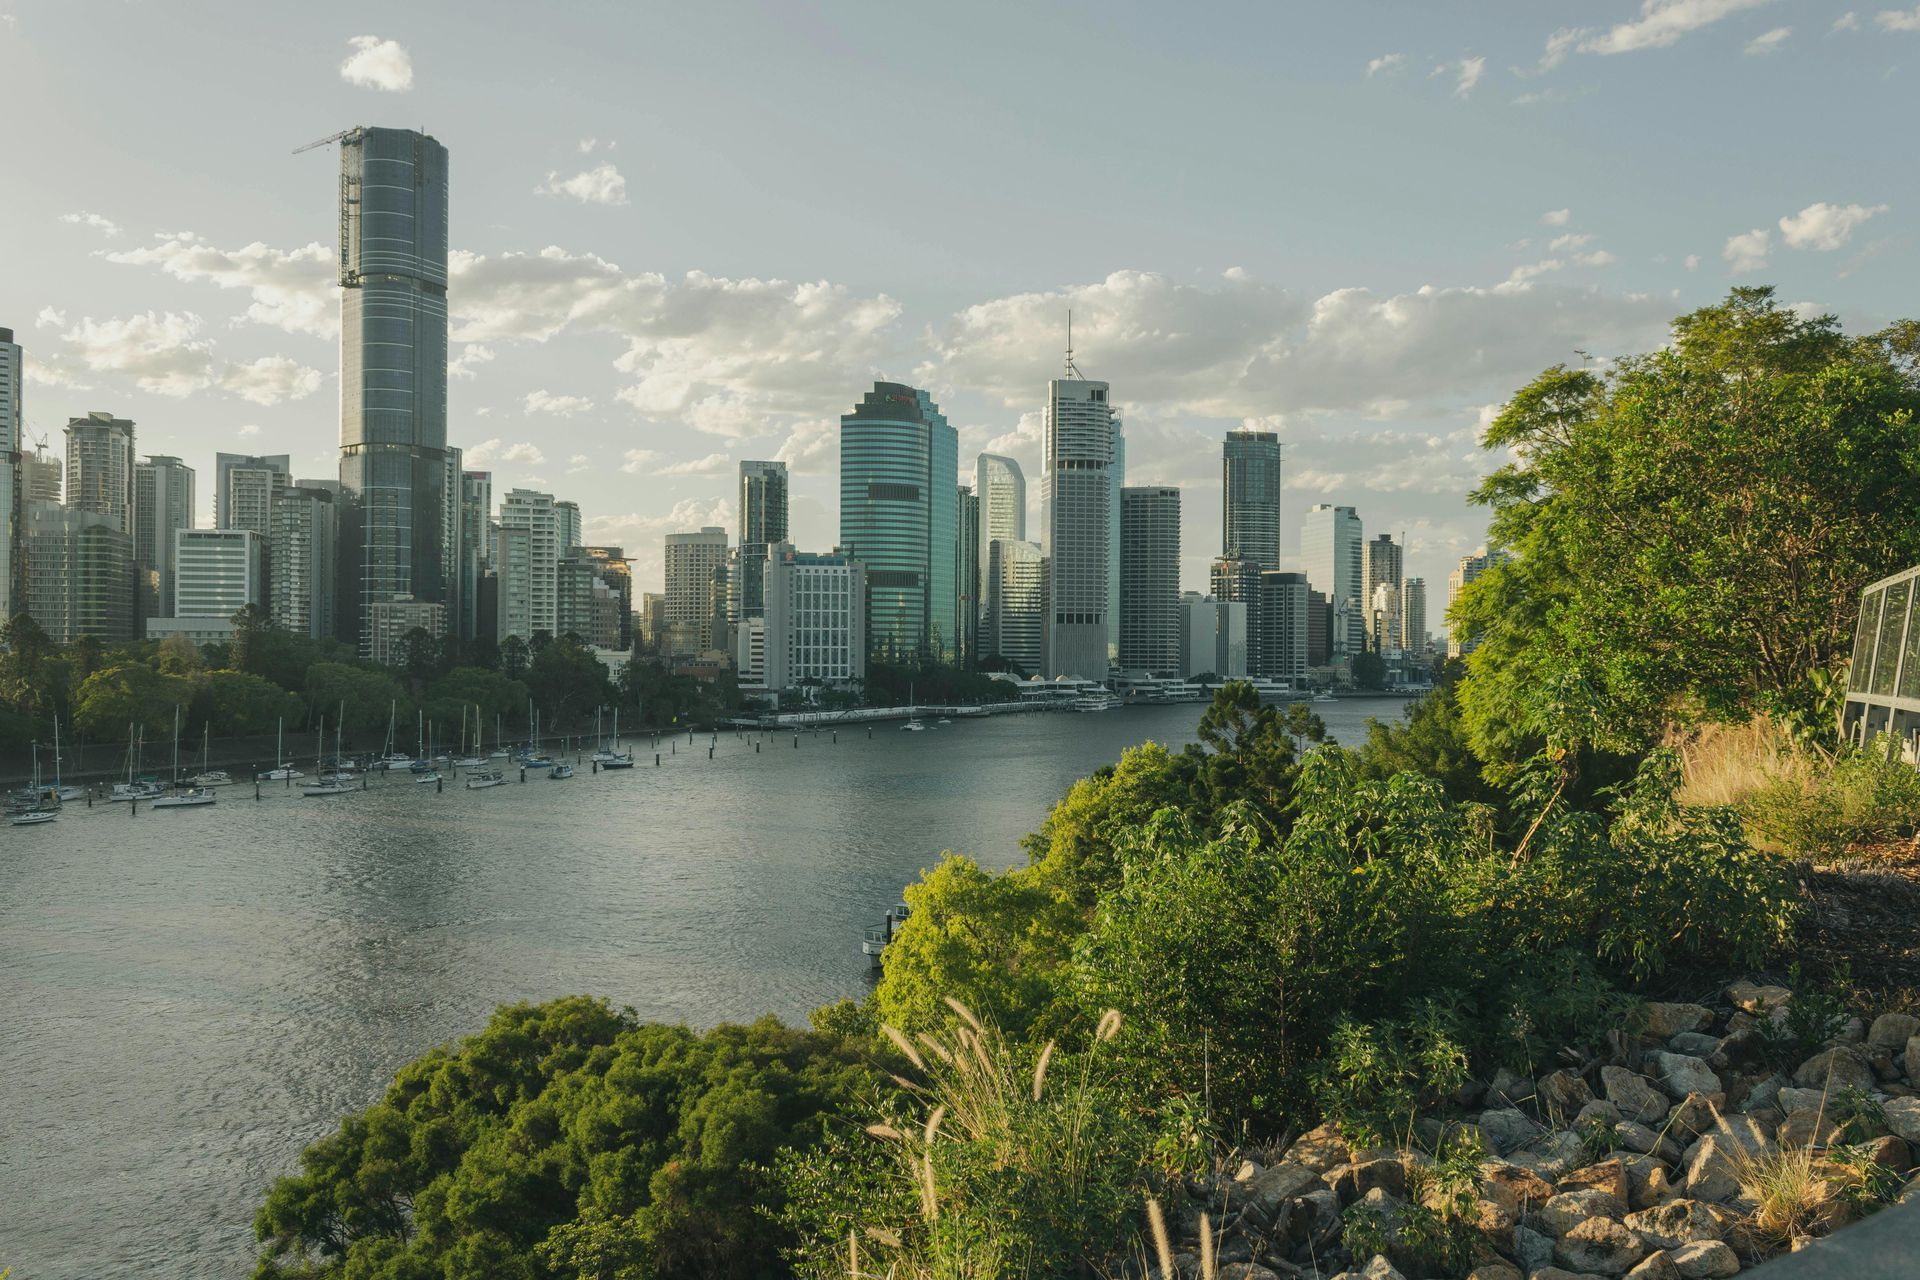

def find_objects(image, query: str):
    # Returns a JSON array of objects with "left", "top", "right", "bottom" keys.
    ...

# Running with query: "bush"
[{"left": 1745, "top": 742, "right": 1920, "bottom": 856}]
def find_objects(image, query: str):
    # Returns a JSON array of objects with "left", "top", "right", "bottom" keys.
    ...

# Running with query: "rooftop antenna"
[{"left": 1064, "top": 309, "right": 1084, "bottom": 380}]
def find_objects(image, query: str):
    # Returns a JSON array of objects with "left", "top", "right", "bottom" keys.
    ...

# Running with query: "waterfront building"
[
  {"left": 974, "top": 453, "right": 1025, "bottom": 660},
  {"left": 457, "top": 471, "right": 491, "bottom": 642},
  {"left": 1210, "top": 557, "right": 1263, "bottom": 670},
  {"left": 368, "top": 595, "right": 447, "bottom": 667},
  {"left": 839, "top": 382, "right": 958, "bottom": 663},
  {"left": 740, "top": 543, "right": 867, "bottom": 692},
  {"left": 0, "top": 328, "right": 21, "bottom": 620},
  {"left": 1370, "top": 581, "right": 1402, "bottom": 657},
  {"left": 1402, "top": 578, "right": 1428, "bottom": 658},
  {"left": 1178, "top": 594, "right": 1247, "bottom": 680},
  {"left": 637, "top": 591, "right": 665, "bottom": 651},
  {"left": 558, "top": 545, "right": 632, "bottom": 650},
  {"left": 24, "top": 447, "right": 61, "bottom": 504},
  {"left": 1258, "top": 570, "right": 1310, "bottom": 686},
  {"left": 496, "top": 489, "right": 561, "bottom": 642},
  {"left": 270, "top": 484, "right": 338, "bottom": 640},
  {"left": 1223, "top": 428, "right": 1282, "bottom": 568},
  {"left": 956, "top": 485, "right": 979, "bottom": 665},
  {"left": 1108, "top": 424, "right": 1124, "bottom": 661},
  {"left": 1307, "top": 589, "right": 1332, "bottom": 669},
  {"left": 664, "top": 526, "right": 728, "bottom": 654},
  {"left": 1302, "top": 503, "right": 1364, "bottom": 658},
  {"left": 65, "top": 411, "right": 136, "bottom": 526},
  {"left": 1043, "top": 372, "right": 1118, "bottom": 680},
  {"left": 1363, "top": 533, "right": 1402, "bottom": 625},
  {"left": 25, "top": 500, "right": 133, "bottom": 643},
  {"left": 1119, "top": 485, "right": 1181, "bottom": 672},
  {"left": 555, "top": 499, "right": 581, "bottom": 555},
  {"left": 133, "top": 455, "right": 195, "bottom": 622},
  {"left": 215, "top": 453, "right": 290, "bottom": 537},
  {"left": 985, "top": 538, "right": 1045, "bottom": 676},
  {"left": 334, "top": 126, "right": 452, "bottom": 656},
  {"left": 173, "top": 528, "right": 264, "bottom": 622},
  {"left": 1447, "top": 547, "right": 1511, "bottom": 656}
]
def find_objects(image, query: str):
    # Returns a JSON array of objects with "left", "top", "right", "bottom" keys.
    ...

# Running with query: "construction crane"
[{"left": 292, "top": 128, "right": 356, "bottom": 156}]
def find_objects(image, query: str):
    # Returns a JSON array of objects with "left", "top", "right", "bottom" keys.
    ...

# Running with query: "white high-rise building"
[
  {"left": 555, "top": 499, "right": 582, "bottom": 553},
  {"left": 272, "top": 484, "right": 339, "bottom": 641},
  {"left": 742, "top": 543, "right": 867, "bottom": 692},
  {"left": 66, "top": 412, "right": 136, "bottom": 525},
  {"left": 0, "top": 327, "right": 21, "bottom": 621},
  {"left": 497, "top": 489, "right": 562, "bottom": 642},
  {"left": 1179, "top": 595, "right": 1248, "bottom": 680},
  {"left": 985, "top": 538, "right": 1045, "bottom": 677},
  {"left": 215, "top": 453, "right": 291, "bottom": 539},
  {"left": 1042, "top": 371, "right": 1118, "bottom": 681},
  {"left": 133, "top": 456, "right": 195, "bottom": 622},
  {"left": 173, "top": 528, "right": 264, "bottom": 619},
  {"left": 1402, "top": 578, "right": 1428, "bottom": 658},
  {"left": 974, "top": 453, "right": 1025, "bottom": 640},
  {"left": 663, "top": 526, "right": 728, "bottom": 654},
  {"left": 1447, "top": 548, "right": 1511, "bottom": 656},
  {"left": 1302, "top": 503, "right": 1364, "bottom": 658},
  {"left": 1119, "top": 485, "right": 1181, "bottom": 673}
]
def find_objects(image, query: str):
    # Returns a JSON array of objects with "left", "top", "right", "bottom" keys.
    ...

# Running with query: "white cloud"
[
  {"left": 237, "top": 424, "right": 261, "bottom": 438},
  {"left": 1505, "top": 259, "right": 1563, "bottom": 285},
  {"left": 1833, "top": 12, "right": 1859, "bottom": 31},
  {"left": 36, "top": 307, "right": 66, "bottom": 329},
  {"left": 772, "top": 418, "right": 838, "bottom": 473},
  {"left": 1574, "top": 250, "right": 1618, "bottom": 267},
  {"left": 1778, "top": 201, "right": 1890, "bottom": 250},
  {"left": 578, "top": 138, "right": 600, "bottom": 154},
  {"left": 620, "top": 449, "right": 658, "bottom": 474},
  {"left": 523, "top": 388, "right": 594, "bottom": 416},
  {"left": 1365, "top": 52, "right": 1405, "bottom": 77},
  {"left": 1744, "top": 25, "right": 1792, "bottom": 53},
  {"left": 1877, "top": 7, "right": 1920, "bottom": 32},
  {"left": 1548, "top": 232, "right": 1592, "bottom": 250},
  {"left": 1541, "top": 208, "right": 1572, "bottom": 226},
  {"left": 658, "top": 451, "right": 732, "bottom": 477},
  {"left": 339, "top": 35, "right": 413, "bottom": 92},
  {"left": 104, "top": 232, "right": 336, "bottom": 337},
  {"left": 1525, "top": 28, "right": 1585, "bottom": 75},
  {"left": 566, "top": 454, "right": 591, "bottom": 472},
  {"left": 60, "top": 211, "right": 122, "bottom": 237},
  {"left": 59, "top": 311, "right": 215, "bottom": 396},
  {"left": 535, "top": 162, "right": 629, "bottom": 206},
  {"left": 220, "top": 355, "right": 323, "bottom": 405},
  {"left": 449, "top": 344, "right": 495, "bottom": 380},
  {"left": 1435, "top": 56, "right": 1486, "bottom": 97},
  {"left": 1580, "top": 0, "right": 1774, "bottom": 55},
  {"left": 463, "top": 438, "right": 546, "bottom": 468},
  {"left": 1723, "top": 227, "right": 1772, "bottom": 273},
  {"left": 1684, "top": 253, "right": 1701, "bottom": 271}
]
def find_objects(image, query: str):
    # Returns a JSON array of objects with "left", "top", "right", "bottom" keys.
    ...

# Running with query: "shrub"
[
  {"left": 1311, "top": 998, "right": 1472, "bottom": 1149},
  {"left": 1745, "top": 741, "right": 1920, "bottom": 856}
]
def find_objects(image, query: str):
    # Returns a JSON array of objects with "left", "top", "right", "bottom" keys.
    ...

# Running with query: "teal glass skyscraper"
[
  {"left": 335, "top": 126, "right": 450, "bottom": 654},
  {"left": 839, "top": 382, "right": 958, "bottom": 663}
]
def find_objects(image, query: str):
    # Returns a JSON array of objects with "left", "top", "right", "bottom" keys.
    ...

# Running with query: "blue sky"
[{"left": 1, "top": 0, "right": 1913, "bottom": 598}]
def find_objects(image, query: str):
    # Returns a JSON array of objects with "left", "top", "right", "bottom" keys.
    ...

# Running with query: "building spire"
[{"left": 1064, "top": 309, "right": 1084, "bottom": 379}]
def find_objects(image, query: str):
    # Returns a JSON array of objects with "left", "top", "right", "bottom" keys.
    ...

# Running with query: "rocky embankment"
[{"left": 1158, "top": 981, "right": 1920, "bottom": 1279}]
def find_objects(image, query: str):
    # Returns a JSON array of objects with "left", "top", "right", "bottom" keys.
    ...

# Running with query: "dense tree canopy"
[{"left": 1455, "top": 288, "right": 1920, "bottom": 766}]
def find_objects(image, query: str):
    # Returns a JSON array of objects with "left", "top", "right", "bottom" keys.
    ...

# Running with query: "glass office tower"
[{"left": 839, "top": 382, "right": 958, "bottom": 663}]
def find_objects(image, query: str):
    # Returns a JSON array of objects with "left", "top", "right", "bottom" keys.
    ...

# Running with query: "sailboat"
[
  {"left": 304, "top": 716, "right": 355, "bottom": 796},
  {"left": 152, "top": 706, "right": 216, "bottom": 808},
  {"left": 599, "top": 706, "right": 633, "bottom": 767},
  {"left": 188, "top": 721, "right": 232, "bottom": 787},
  {"left": 36, "top": 716, "right": 85, "bottom": 803},
  {"left": 111, "top": 724, "right": 167, "bottom": 800},
  {"left": 521, "top": 702, "right": 555, "bottom": 767},
  {"left": 12, "top": 739, "right": 58, "bottom": 822},
  {"left": 453, "top": 702, "right": 486, "bottom": 767},
  {"left": 257, "top": 716, "right": 305, "bottom": 781},
  {"left": 900, "top": 683, "right": 927, "bottom": 731},
  {"left": 414, "top": 720, "right": 442, "bottom": 784},
  {"left": 376, "top": 700, "right": 411, "bottom": 769}
]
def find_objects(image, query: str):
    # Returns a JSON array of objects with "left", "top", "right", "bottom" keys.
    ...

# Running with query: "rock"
[
  {"left": 1868, "top": 1013, "right": 1920, "bottom": 1051},
  {"left": 1644, "top": 1003, "right": 1714, "bottom": 1039},
  {"left": 1792, "top": 1047, "right": 1874, "bottom": 1091},
  {"left": 1355, "top": 1254, "right": 1407, "bottom": 1280},
  {"left": 1480, "top": 1107, "right": 1546, "bottom": 1155},
  {"left": 1615, "top": 1122, "right": 1683, "bottom": 1164},
  {"left": 1626, "top": 1253, "right": 1682, "bottom": 1280},
  {"left": 1466, "top": 1264, "right": 1524, "bottom": 1280},
  {"left": 1541, "top": 1070, "right": 1597, "bottom": 1123},
  {"left": 1472, "top": 1196, "right": 1517, "bottom": 1250},
  {"left": 1885, "top": 1097, "right": 1920, "bottom": 1143},
  {"left": 1668, "top": 1033, "right": 1721, "bottom": 1060},
  {"left": 1777, "top": 1110, "right": 1840, "bottom": 1149},
  {"left": 1285, "top": 1122, "right": 1350, "bottom": 1172},
  {"left": 1667, "top": 1240, "right": 1739, "bottom": 1279},
  {"left": 1560, "top": 1160, "right": 1631, "bottom": 1204},
  {"left": 1861, "top": 1133, "right": 1912, "bottom": 1172},
  {"left": 1604, "top": 1068, "right": 1672, "bottom": 1124},
  {"left": 1703, "top": 1112, "right": 1774, "bottom": 1161},
  {"left": 1615, "top": 1153, "right": 1676, "bottom": 1209},
  {"left": 1647, "top": 1054, "right": 1724, "bottom": 1105},
  {"left": 1665, "top": 1094, "right": 1719, "bottom": 1141},
  {"left": 1216, "top": 1267, "right": 1280, "bottom": 1280},
  {"left": 1716, "top": 1029, "right": 1766, "bottom": 1070},
  {"left": 1531, "top": 1270, "right": 1609, "bottom": 1280},
  {"left": 1623, "top": 1200, "right": 1723, "bottom": 1250},
  {"left": 1241, "top": 1162, "right": 1324, "bottom": 1220},
  {"left": 1234, "top": 1157, "right": 1263, "bottom": 1181},
  {"left": 1491, "top": 1066, "right": 1538, "bottom": 1107},
  {"left": 1579, "top": 1100, "right": 1624, "bottom": 1129},
  {"left": 1556, "top": 1217, "right": 1646, "bottom": 1274},
  {"left": 1741, "top": 1074, "right": 1785, "bottom": 1113},
  {"left": 1513, "top": 1222, "right": 1556, "bottom": 1273},
  {"left": 1907, "top": 1034, "right": 1920, "bottom": 1080},
  {"left": 1326, "top": 1157, "right": 1406, "bottom": 1206},
  {"left": 1482, "top": 1160, "right": 1558, "bottom": 1214},
  {"left": 1538, "top": 1189, "right": 1629, "bottom": 1235},
  {"left": 1681, "top": 1137, "right": 1745, "bottom": 1203},
  {"left": 1775, "top": 1086, "right": 1826, "bottom": 1115},
  {"left": 1839, "top": 1016, "right": 1866, "bottom": 1043},
  {"left": 1726, "top": 981, "right": 1790, "bottom": 1014}
]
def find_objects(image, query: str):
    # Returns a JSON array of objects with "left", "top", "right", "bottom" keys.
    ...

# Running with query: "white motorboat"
[
  {"left": 465, "top": 770, "right": 506, "bottom": 789},
  {"left": 1312, "top": 693, "right": 1337, "bottom": 703},
  {"left": 413, "top": 770, "right": 442, "bottom": 785},
  {"left": 302, "top": 778, "right": 355, "bottom": 797},
  {"left": 187, "top": 770, "right": 233, "bottom": 787},
  {"left": 452, "top": 756, "right": 487, "bottom": 769},
  {"left": 550, "top": 764, "right": 575, "bottom": 779},
  {"left": 900, "top": 719, "right": 927, "bottom": 731},
  {"left": 10, "top": 809, "right": 56, "bottom": 826},
  {"left": 151, "top": 787, "right": 216, "bottom": 809},
  {"left": 109, "top": 781, "right": 167, "bottom": 802},
  {"left": 256, "top": 766, "right": 305, "bottom": 782},
  {"left": 600, "top": 752, "right": 634, "bottom": 769}
]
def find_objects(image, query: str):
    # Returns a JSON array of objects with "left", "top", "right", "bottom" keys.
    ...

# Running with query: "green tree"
[
  {"left": 227, "top": 603, "right": 274, "bottom": 676},
  {"left": 524, "top": 636, "right": 612, "bottom": 730},
  {"left": 201, "top": 670, "right": 304, "bottom": 737},
  {"left": 1456, "top": 288, "right": 1920, "bottom": 767},
  {"left": 304, "top": 662, "right": 408, "bottom": 743},
  {"left": 1349, "top": 648, "right": 1387, "bottom": 690},
  {"left": 154, "top": 632, "right": 205, "bottom": 676},
  {"left": 72, "top": 664, "right": 195, "bottom": 741},
  {"left": 499, "top": 633, "right": 531, "bottom": 680}
]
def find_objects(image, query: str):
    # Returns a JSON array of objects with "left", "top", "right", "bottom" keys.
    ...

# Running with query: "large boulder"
[
  {"left": 1777, "top": 1109, "right": 1840, "bottom": 1149},
  {"left": 1556, "top": 1217, "right": 1647, "bottom": 1275},
  {"left": 1647, "top": 1054, "right": 1724, "bottom": 1105},
  {"left": 1285, "top": 1121, "right": 1350, "bottom": 1172},
  {"left": 1615, "top": 1121, "right": 1684, "bottom": 1164},
  {"left": 1604, "top": 1067, "right": 1672, "bottom": 1123},
  {"left": 1541, "top": 1069, "right": 1598, "bottom": 1123},
  {"left": 1237, "top": 1160, "right": 1322, "bottom": 1223},
  {"left": 1642, "top": 1003, "right": 1712, "bottom": 1039},
  {"left": 1479, "top": 1107, "right": 1545, "bottom": 1154},
  {"left": 1627, "top": 1252, "right": 1682, "bottom": 1280},
  {"left": 1623, "top": 1200, "right": 1723, "bottom": 1250},
  {"left": 1667, "top": 1240, "right": 1740, "bottom": 1279},
  {"left": 1560, "top": 1160, "right": 1631, "bottom": 1204},
  {"left": 1681, "top": 1137, "right": 1746, "bottom": 1203},
  {"left": 1514, "top": 1222, "right": 1556, "bottom": 1273},
  {"left": 1883, "top": 1096, "right": 1920, "bottom": 1144},
  {"left": 1464, "top": 1263, "right": 1523, "bottom": 1280},
  {"left": 1774, "top": 1086, "right": 1827, "bottom": 1115},
  {"left": 1537, "top": 1189, "right": 1628, "bottom": 1235},
  {"left": 1867, "top": 1013, "right": 1920, "bottom": 1052},
  {"left": 1726, "top": 981, "right": 1790, "bottom": 1014},
  {"left": 1792, "top": 1047, "right": 1874, "bottom": 1091},
  {"left": 1481, "top": 1160, "right": 1557, "bottom": 1214}
]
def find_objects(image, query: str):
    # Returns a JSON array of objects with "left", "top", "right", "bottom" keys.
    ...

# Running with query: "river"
[{"left": 0, "top": 696, "right": 1408, "bottom": 1277}]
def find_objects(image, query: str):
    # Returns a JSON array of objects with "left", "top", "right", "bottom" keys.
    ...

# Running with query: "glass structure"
[
  {"left": 839, "top": 382, "right": 958, "bottom": 664},
  {"left": 1222, "top": 428, "right": 1282, "bottom": 568}
]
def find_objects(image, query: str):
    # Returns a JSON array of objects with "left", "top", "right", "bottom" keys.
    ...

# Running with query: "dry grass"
[{"left": 1671, "top": 716, "right": 1811, "bottom": 811}]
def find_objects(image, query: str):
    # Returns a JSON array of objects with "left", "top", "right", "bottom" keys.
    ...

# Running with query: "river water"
[{"left": 0, "top": 697, "right": 1408, "bottom": 1277}]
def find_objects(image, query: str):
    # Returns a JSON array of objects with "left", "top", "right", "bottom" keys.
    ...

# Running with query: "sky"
[{"left": 1, "top": 0, "right": 1914, "bottom": 604}]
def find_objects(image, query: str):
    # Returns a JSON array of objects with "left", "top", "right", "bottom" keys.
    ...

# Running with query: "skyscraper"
[
  {"left": 335, "top": 126, "right": 451, "bottom": 655},
  {"left": 1042, "top": 369, "right": 1117, "bottom": 681},
  {"left": 23, "top": 448, "right": 61, "bottom": 504},
  {"left": 133, "top": 456, "right": 195, "bottom": 622},
  {"left": 1108, "top": 423, "right": 1124, "bottom": 661},
  {"left": 1223, "top": 428, "right": 1282, "bottom": 568},
  {"left": 1363, "top": 533, "right": 1403, "bottom": 652},
  {"left": 739, "top": 460, "right": 789, "bottom": 545},
  {"left": 1119, "top": 485, "right": 1181, "bottom": 672},
  {"left": 985, "top": 538, "right": 1045, "bottom": 676},
  {"left": 65, "top": 412, "right": 136, "bottom": 525},
  {"left": 956, "top": 486, "right": 980, "bottom": 665},
  {"left": 1301, "top": 503, "right": 1364, "bottom": 658},
  {"left": 1257, "top": 570, "right": 1310, "bottom": 685},
  {"left": 173, "top": 529, "right": 265, "bottom": 619},
  {"left": 25, "top": 502, "right": 133, "bottom": 643},
  {"left": 1402, "top": 578, "right": 1428, "bottom": 658},
  {"left": 458, "top": 470, "right": 491, "bottom": 642},
  {"left": 271, "top": 484, "right": 339, "bottom": 640},
  {"left": 839, "top": 382, "right": 958, "bottom": 663},
  {"left": 555, "top": 499, "right": 581, "bottom": 553},
  {"left": 663, "top": 526, "right": 729, "bottom": 654},
  {"left": 497, "top": 488, "right": 561, "bottom": 642},
  {"left": 215, "top": 453, "right": 290, "bottom": 536},
  {"left": 0, "top": 328, "right": 23, "bottom": 621},
  {"left": 1447, "top": 548, "right": 1511, "bottom": 657}
]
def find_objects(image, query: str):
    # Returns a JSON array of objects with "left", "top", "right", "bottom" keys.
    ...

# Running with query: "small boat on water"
[
  {"left": 151, "top": 787, "right": 216, "bottom": 809},
  {"left": 257, "top": 766, "right": 305, "bottom": 782},
  {"left": 302, "top": 778, "right": 354, "bottom": 797},
  {"left": 521, "top": 756, "right": 556, "bottom": 769},
  {"left": 452, "top": 756, "right": 487, "bottom": 769},
  {"left": 600, "top": 753, "right": 634, "bottom": 769},
  {"left": 188, "top": 770, "right": 233, "bottom": 787},
  {"left": 550, "top": 764, "right": 575, "bottom": 779},
  {"left": 10, "top": 809, "right": 56, "bottom": 826},
  {"left": 109, "top": 781, "right": 167, "bottom": 802},
  {"left": 1071, "top": 691, "right": 1121, "bottom": 712},
  {"left": 1312, "top": 692, "right": 1337, "bottom": 703},
  {"left": 413, "top": 770, "right": 442, "bottom": 785},
  {"left": 465, "top": 770, "right": 506, "bottom": 789}
]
